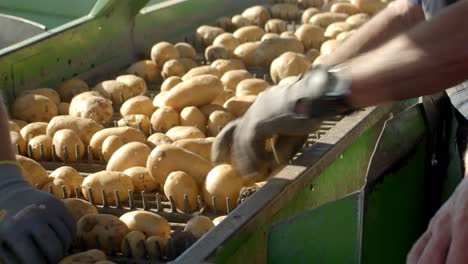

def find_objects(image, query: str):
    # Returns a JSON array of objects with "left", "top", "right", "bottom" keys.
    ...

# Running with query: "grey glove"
[
  {"left": 212, "top": 68, "right": 354, "bottom": 178},
  {"left": 0, "top": 164, "right": 76, "bottom": 264}
]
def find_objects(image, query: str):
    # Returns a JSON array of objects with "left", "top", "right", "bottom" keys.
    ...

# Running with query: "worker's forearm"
[
  {"left": 0, "top": 96, "right": 16, "bottom": 161},
  {"left": 322, "top": 0, "right": 425, "bottom": 66},
  {"left": 347, "top": 0, "right": 468, "bottom": 108}
]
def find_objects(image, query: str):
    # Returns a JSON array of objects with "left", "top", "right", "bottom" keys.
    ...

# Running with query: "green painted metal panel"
[{"left": 268, "top": 192, "right": 362, "bottom": 264}]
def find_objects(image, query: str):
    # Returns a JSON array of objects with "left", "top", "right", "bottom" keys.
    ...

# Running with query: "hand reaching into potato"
[{"left": 212, "top": 68, "right": 355, "bottom": 178}]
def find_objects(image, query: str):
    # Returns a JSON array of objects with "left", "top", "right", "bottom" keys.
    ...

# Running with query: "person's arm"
[
  {"left": 346, "top": 0, "right": 468, "bottom": 107},
  {"left": 322, "top": 0, "right": 425, "bottom": 66}
]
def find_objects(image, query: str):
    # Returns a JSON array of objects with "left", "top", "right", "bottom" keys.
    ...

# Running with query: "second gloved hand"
[{"left": 212, "top": 68, "right": 354, "bottom": 178}]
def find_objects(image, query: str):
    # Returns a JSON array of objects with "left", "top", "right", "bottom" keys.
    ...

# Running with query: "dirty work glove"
[
  {"left": 0, "top": 163, "right": 76, "bottom": 264},
  {"left": 212, "top": 67, "right": 355, "bottom": 178}
]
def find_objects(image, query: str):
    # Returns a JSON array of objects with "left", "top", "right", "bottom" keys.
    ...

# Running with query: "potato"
[
  {"left": 270, "top": 4, "right": 300, "bottom": 20},
  {"left": 241, "top": 5, "right": 271, "bottom": 27},
  {"left": 233, "top": 41, "right": 261, "bottom": 67},
  {"left": 69, "top": 91, "right": 113, "bottom": 125},
  {"left": 166, "top": 126, "right": 205, "bottom": 141},
  {"left": 180, "top": 106, "right": 206, "bottom": 133},
  {"left": 302, "top": 7, "right": 320, "bottom": 24},
  {"left": 336, "top": 30, "right": 356, "bottom": 41},
  {"left": 223, "top": 95, "right": 257, "bottom": 117},
  {"left": 77, "top": 214, "right": 129, "bottom": 253},
  {"left": 351, "top": 0, "right": 387, "bottom": 14},
  {"left": 121, "top": 231, "right": 146, "bottom": 259},
  {"left": 57, "top": 78, "right": 89, "bottom": 102},
  {"left": 312, "top": 54, "right": 328, "bottom": 67},
  {"left": 20, "top": 122, "right": 47, "bottom": 143},
  {"left": 164, "top": 171, "right": 200, "bottom": 213},
  {"left": 213, "top": 215, "right": 227, "bottom": 225},
  {"left": 325, "top": 22, "right": 353, "bottom": 39},
  {"left": 295, "top": 24, "right": 325, "bottom": 50},
  {"left": 321, "top": 39, "right": 341, "bottom": 55},
  {"left": 233, "top": 26, "right": 265, "bottom": 43},
  {"left": 11, "top": 94, "right": 58, "bottom": 123},
  {"left": 58, "top": 102, "right": 70, "bottom": 115},
  {"left": 299, "top": 0, "right": 323, "bottom": 7},
  {"left": 264, "top": 19, "right": 286, "bottom": 34},
  {"left": 261, "top": 33, "right": 280, "bottom": 41},
  {"left": 236, "top": 79, "right": 269, "bottom": 96},
  {"left": 212, "top": 88, "right": 235, "bottom": 106},
  {"left": 89, "top": 127, "right": 147, "bottom": 158},
  {"left": 150, "top": 42, "right": 180, "bottom": 66},
  {"left": 231, "top": 15, "right": 253, "bottom": 29},
  {"left": 305, "top": 49, "right": 321, "bottom": 62},
  {"left": 146, "top": 236, "right": 168, "bottom": 259},
  {"left": 82, "top": 171, "right": 134, "bottom": 205},
  {"left": 161, "top": 76, "right": 183, "bottom": 92},
  {"left": 50, "top": 166, "right": 83, "bottom": 195},
  {"left": 28, "top": 135, "right": 52, "bottom": 161},
  {"left": 42, "top": 178, "right": 72, "bottom": 199},
  {"left": 126, "top": 60, "right": 161, "bottom": 84},
  {"left": 179, "top": 58, "right": 199, "bottom": 72},
  {"left": 152, "top": 92, "right": 167, "bottom": 108},
  {"left": 19, "top": 88, "right": 60, "bottom": 106},
  {"left": 11, "top": 131, "right": 26, "bottom": 155},
  {"left": 182, "top": 66, "right": 221, "bottom": 81},
  {"left": 270, "top": 52, "right": 311, "bottom": 84},
  {"left": 346, "top": 13, "right": 370, "bottom": 28},
  {"left": 321, "top": 0, "right": 350, "bottom": 11},
  {"left": 280, "top": 31, "right": 298, "bottom": 39},
  {"left": 117, "top": 114, "right": 151, "bottom": 135},
  {"left": 150, "top": 106, "right": 180, "bottom": 133},
  {"left": 11, "top": 119, "right": 27, "bottom": 129},
  {"left": 199, "top": 104, "right": 228, "bottom": 118},
  {"left": 120, "top": 95, "right": 155, "bottom": 117},
  {"left": 162, "top": 59, "right": 186, "bottom": 79},
  {"left": 63, "top": 198, "right": 97, "bottom": 221},
  {"left": 215, "top": 16, "right": 233, "bottom": 31},
  {"left": 331, "top": 2, "right": 359, "bottom": 15},
  {"left": 278, "top": 0, "right": 297, "bottom": 3},
  {"left": 164, "top": 75, "right": 224, "bottom": 110},
  {"left": 211, "top": 59, "right": 245, "bottom": 76},
  {"left": 123, "top": 167, "right": 158, "bottom": 192},
  {"left": 102, "top": 135, "right": 125, "bottom": 162},
  {"left": 213, "top": 33, "right": 240, "bottom": 52},
  {"left": 147, "top": 144, "right": 213, "bottom": 186},
  {"left": 58, "top": 249, "right": 106, "bottom": 264},
  {"left": 16, "top": 155, "right": 49, "bottom": 188},
  {"left": 195, "top": 25, "right": 225, "bottom": 47},
  {"left": 203, "top": 164, "right": 246, "bottom": 213},
  {"left": 9, "top": 121, "right": 20, "bottom": 133},
  {"left": 205, "top": 45, "right": 232, "bottom": 62},
  {"left": 147, "top": 133, "right": 173, "bottom": 148},
  {"left": 116, "top": 74, "right": 147, "bottom": 96},
  {"left": 184, "top": 216, "right": 214, "bottom": 239},
  {"left": 119, "top": 211, "right": 171, "bottom": 239},
  {"left": 174, "top": 42, "right": 196, "bottom": 60},
  {"left": 52, "top": 129, "right": 85, "bottom": 162},
  {"left": 93, "top": 80, "right": 131, "bottom": 106},
  {"left": 47, "top": 116, "right": 103, "bottom": 146},
  {"left": 221, "top": 69, "right": 253, "bottom": 91},
  {"left": 106, "top": 142, "right": 151, "bottom": 172},
  {"left": 173, "top": 137, "right": 214, "bottom": 161},
  {"left": 208, "top": 110, "right": 236, "bottom": 136},
  {"left": 254, "top": 38, "right": 305, "bottom": 67},
  {"left": 309, "top": 12, "right": 348, "bottom": 28}
]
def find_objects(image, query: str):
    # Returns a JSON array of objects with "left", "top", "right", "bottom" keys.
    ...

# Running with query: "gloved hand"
[
  {"left": 212, "top": 67, "right": 355, "bottom": 178},
  {"left": 0, "top": 163, "right": 76, "bottom": 264}
]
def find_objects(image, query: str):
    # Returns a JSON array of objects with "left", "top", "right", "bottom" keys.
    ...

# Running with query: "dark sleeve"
[{"left": 408, "top": 0, "right": 422, "bottom": 5}]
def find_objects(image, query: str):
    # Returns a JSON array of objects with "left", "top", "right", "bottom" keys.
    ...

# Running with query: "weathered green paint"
[{"left": 268, "top": 192, "right": 362, "bottom": 264}]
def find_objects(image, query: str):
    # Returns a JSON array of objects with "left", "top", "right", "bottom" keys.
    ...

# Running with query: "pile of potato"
[{"left": 8, "top": 0, "right": 388, "bottom": 260}]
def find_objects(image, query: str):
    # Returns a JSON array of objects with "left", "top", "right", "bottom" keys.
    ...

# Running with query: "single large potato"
[
  {"left": 223, "top": 95, "right": 257, "bottom": 117},
  {"left": 174, "top": 42, "right": 197, "bottom": 60},
  {"left": 331, "top": 2, "right": 360, "bottom": 15},
  {"left": 145, "top": 236, "right": 168, "bottom": 260},
  {"left": 58, "top": 249, "right": 106, "bottom": 264},
  {"left": 163, "top": 75, "right": 223, "bottom": 110},
  {"left": 50, "top": 166, "right": 83, "bottom": 195},
  {"left": 147, "top": 133, "right": 173, "bottom": 149},
  {"left": 173, "top": 137, "right": 214, "bottom": 161},
  {"left": 213, "top": 33, "right": 240, "bottom": 52},
  {"left": 150, "top": 106, "right": 180, "bottom": 133},
  {"left": 236, "top": 79, "right": 269, "bottom": 96},
  {"left": 63, "top": 198, "right": 98, "bottom": 221},
  {"left": 161, "top": 76, "right": 183, "bottom": 92},
  {"left": 325, "top": 22, "right": 353, "bottom": 39},
  {"left": 117, "top": 114, "right": 151, "bottom": 136},
  {"left": 233, "top": 26, "right": 265, "bottom": 43},
  {"left": 207, "top": 110, "right": 236, "bottom": 136},
  {"left": 69, "top": 91, "right": 113, "bottom": 125},
  {"left": 195, "top": 25, "right": 225, "bottom": 47},
  {"left": 77, "top": 214, "right": 129, "bottom": 253},
  {"left": 301, "top": 7, "right": 320, "bottom": 24},
  {"left": 89, "top": 127, "right": 146, "bottom": 159},
  {"left": 10, "top": 131, "right": 26, "bottom": 155},
  {"left": 21, "top": 122, "right": 48, "bottom": 143},
  {"left": 233, "top": 42, "right": 261, "bottom": 67},
  {"left": 101, "top": 135, "right": 125, "bottom": 162},
  {"left": 150, "top": 42, "right": 180, "bottom": 66},
  {"left": 216, "top": 16, "right": 233, "bottom": 31},
  {"left": 205, "top": 45, "right": 232, "bottom": 62},
  {"left": 52, "top": 129, "right": 85, "bottom": 162},
  {"left": 116, "top": 74, "right": 147, "bottom": 96},
  {"left": 126, "top": 60, "right": 161, "bottom": 84},
  {"left": 119, "top": 211, "right": 171, "bottom": 239},
  {"left": 106, "top": 142, "right": 151, "bottom": 172},
  {"left": 47, "top": 116, "right": 103, "bottom": 146},
  {"left": 28, "top": 135, "right": 53, "bottom": 161},
  {"left": 254, "top": 38, "right": 305, "bottom": 67},
  {"left": 42, "top": 178, "right": 72, "bottom": 199},
  {"left": 182, "top": 66, "right": 221, "bottom": 81},
  {"left": 309, "top": 12, "right": 348, "bottom": 28},
  {"left": 16, "top": 155, "right": 49, "bottom": 188},
  {"left": 346, "top": 13, "right": 370, "bottom": 28},
  {"left": 120, "top": 95, "right": 155, "bottom": 117},
  {"left": 11, "top": 94, "right": 58, "bottom": 123},
  {"left": 147, "top": 144, "right": 213, "bottom": 186},
  {"left": 123, "top": 166, "right": 158, "bottom": 193},
  {"left": 264, "top": 19, "right": 287, "bottom": 34},
  {"left": 184, "top": 216, "right": 214, "bottom": 239},
  {"left": 93, "top": 80, "right": 131, "bottom": 106},
  {"left": 231, "top": 15, "right": 253, "bottom": 29},
  {"left": 295, "top": 24, "right": 325, "bottom": 50},
  {"left": 270, "top": 52, "right": 311, "bottom": 84},
  {"left": 221, "top": 69, "right": 253, "bottom": 91},
  {"left": 82, "top": 171, "right": 134, "bottom": 205},
  {"left": 165, "top": 126, "right": 205, "bottom": 141},
  {"left": 19, "top": 88, "right": 60, "bottom": 106},
  {"left": 57, "top": 78, "right": 89, "bottom": 102},
  {"left": 162, "top": 59, "right": 186, "bottom": 79},
  {"left": 351, "top": 0, "right": 387, "bottom": 14},
  {"left": 242, "top": 5, "right": 271, "bottom": 27},
  {"left": 121, "top": 231, "right": 147, "bottom": 259},
  {"left": 180, "top": 106, "right": 207, "bottom": 133},
  {"left": 164, "top": 171, "right": 200, "bottom": 213},
  {"left": 211, "top": 59, "right": 245, "bottom": 76}
]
